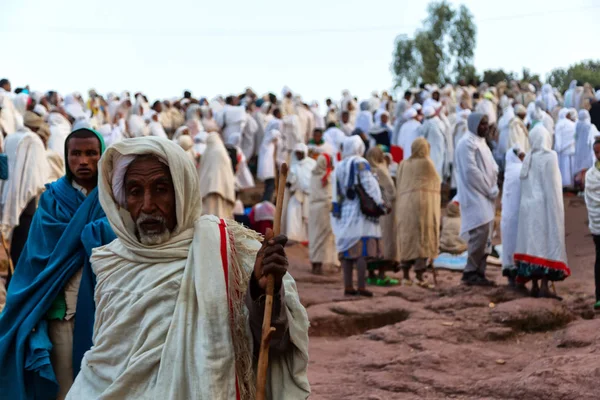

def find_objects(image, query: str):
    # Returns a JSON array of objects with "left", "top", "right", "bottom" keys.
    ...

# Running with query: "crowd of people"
[{"left": 0, "top": 76, "right": 600, "bottom": 398}]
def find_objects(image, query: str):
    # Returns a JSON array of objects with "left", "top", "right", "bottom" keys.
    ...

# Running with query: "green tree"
[
  {"left": 482, "top": 69, "right": 514, "bottom": 85},
  {"left": 520, "top": 68, "right": 541, "bottom": 85},
  {"left": 391, "top": 1, "right": 476, "bottom": 88},
  {"left": 547, "top": 60, "right": 600, "bottom": 92}
]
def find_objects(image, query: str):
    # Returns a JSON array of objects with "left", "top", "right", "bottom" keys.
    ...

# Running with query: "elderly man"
[
  {"left": 67, "top": 137, "right": 310, "bottom": 399},
  {"left": 455, "top": 113, "right": 499, "bottom": 286},
  {"left": 0, "top": 128, "right": 115, "bottom": 400}
]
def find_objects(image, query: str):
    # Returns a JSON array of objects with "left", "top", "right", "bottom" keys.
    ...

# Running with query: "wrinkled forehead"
[{"left": 112, "top": 153, "right": 171, "bottom": 207}]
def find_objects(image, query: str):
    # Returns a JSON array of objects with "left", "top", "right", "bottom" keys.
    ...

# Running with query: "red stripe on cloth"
[
  {"left": 219, "top": 219, "right": 241, "bottom": 400},
  {"left": 513, "top": 253, "right": 571, "bottom": 276}
]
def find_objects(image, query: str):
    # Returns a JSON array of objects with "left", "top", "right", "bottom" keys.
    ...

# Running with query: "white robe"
[
  {"left": 395, "top": 119, "right": 421, "bottom": 159},
  {"left": 585, "top": 165, "right": 600, "bottom": 235},
  {"left": 286, "top": 156, "right": 316, "bottom": 243},
  {"left": 515, "top": 125, "right": 568, "bottom": 271},
  {"left": 47, "top": 112, "right": 72, "bottom": 161},
  {"left": 220, "top": 105, "right": 246, "bottom": 144},
  {"left": 500, "top": 150, "right": 522, "bottom": 270},
  {"left": 420, "top": 117, "right": 448, "bottom": 180},
  {"left": 507, "top": 118, "right": 530, "bottom": 153},
  {"left": 0, "top": 88, "right": 22, "bottom": 135},
  {"left": 257, "top": 128, "right": 283, "bottom": 182},
  {"left": 0, "top": 129, "right": 48, "bottom": 233},
  {"left": 455, "top": 131, "right": 499, "bottom": 235},
  {"left": 475, "top": 99, "right": 497, "bottom": 125},
  {"left": 241, "top": 113, "right": 259, "bottom": 160},
  {"left": 497, "top": 107, "right": 515, "bottom": 157},
  {"left": 554, "top": 118, "right": 576, "bottom": 187}
]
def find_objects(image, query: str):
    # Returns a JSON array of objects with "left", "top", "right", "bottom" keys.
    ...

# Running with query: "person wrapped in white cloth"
[{"left": 66, "top": 137, "right": 310, "bottom": 399}]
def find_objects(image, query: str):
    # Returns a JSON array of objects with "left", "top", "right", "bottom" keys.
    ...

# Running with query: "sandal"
[
  {"left": 344, "top": 288, "right": 359, "bottom": 296},
  {"left": 376, "top": 277, "right": 399, "bottom": 286},
  {"left": 357, "top": 289, "right": 373, "bottom": 297},
  {"left": 401, "top": 279, "right": 413, "bottom": 287}
]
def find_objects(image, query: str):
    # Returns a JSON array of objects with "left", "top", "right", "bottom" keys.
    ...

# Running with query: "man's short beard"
[{"left": 135, "top": 212, "right": 172, "bottom": 245}]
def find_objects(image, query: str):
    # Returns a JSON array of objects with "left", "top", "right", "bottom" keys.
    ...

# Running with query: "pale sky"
[{"left": 1, "top": 0, "right": 598, "bottom": 103}]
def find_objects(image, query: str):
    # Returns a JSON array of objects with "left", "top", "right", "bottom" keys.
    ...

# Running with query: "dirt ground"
[{"left": 287, "top": 195, "right": 600, "bottom": 400}]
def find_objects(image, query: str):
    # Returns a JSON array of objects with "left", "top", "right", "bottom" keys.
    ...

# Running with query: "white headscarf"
[{"left": 198, "top": 133, "right": 236, "bottom": 203}]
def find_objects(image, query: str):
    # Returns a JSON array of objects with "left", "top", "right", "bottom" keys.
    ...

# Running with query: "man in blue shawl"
[{"left": 0, "top": 128, "right": 116, "bottom": 400}]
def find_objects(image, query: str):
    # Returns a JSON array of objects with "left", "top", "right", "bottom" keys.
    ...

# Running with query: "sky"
[{"left": 1, "top": 0, "right": 599, "bottom": 104}]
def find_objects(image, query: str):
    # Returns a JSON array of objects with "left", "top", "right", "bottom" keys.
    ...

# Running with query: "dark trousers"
[
  {"left": 594, "top": 235, "right": 600, "bottom": 301},
  {"left": 263, "top": 178, "right": 275, "bottom": 202}
]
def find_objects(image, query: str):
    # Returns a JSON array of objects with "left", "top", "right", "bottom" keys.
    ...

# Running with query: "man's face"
[
  {"left": 594, "top": 143, "right": 600, "bottom": 162},
  {"left": 153, "top": 103, "right": 163, "bottom": 113},
  {"left": 295, "top": 151, "right": 305, "bottom": 161},
  {"left": 432, "top": 91, "right": 440, "bottom": 101},
  {"left": 477, "top": 116, "right": 489, "bottom": 138},
  {"left": 347, "top": 102, "right": 354, "bottom": 111},
  {"left": 313, "top": 130, "right": 323, "bottom": 143},
  {"left": 1, "top": 82, "right": 10, "bottom": 92},
  {"left": 517, "top": 112, "right": 527, "bottom": 121},
  {"left": 381, "top": 114, "right": 389, "bottom": 124},
  {"left": 341, "top": 113, "right": 349, "bottom": 124},
  {"left": 125, "top": 156, "right": 177, "bottom": 245},
  {"left": 67, "top": 137, "right": 101, "bottom": 183},
  {"left": 326, "top": 99, "right": 332, "bottom": 107}
]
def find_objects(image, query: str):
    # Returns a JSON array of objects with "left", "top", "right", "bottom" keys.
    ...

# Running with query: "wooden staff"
[
  {"left": 255, "top": 162, "right": 288, "bottom": 400},
  {"left": 1, "top": 232, "right": 14, "bottom": 276}
]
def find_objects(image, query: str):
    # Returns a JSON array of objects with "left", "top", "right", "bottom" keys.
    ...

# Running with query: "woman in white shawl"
[
  {"left": 308, "top": 153, "right": 339, "bottom": 274},
  {"left": 198, "top": 133, "right": 236, "bottom": 219},
  {"left": 584, "top": 139, "right": 600, "bottom": 309},
  {"left": 355, "top": 101, "right": 374, "bottom": 136},
  {"left": 419, "top": 106, "right": 448, "bottom": 181},
  {"left": 451, "top": 109, "right": 471, "bottom": 193},
  {"left": 331, "top": 136, "right": 383, "bottom": 297},
  {"left": 496, "top": 96, "right": 515, "bottom": 164},
  {"left": 394, "top": 108, "right": 421, "bottom": 159},
  {"left": 564, "top": 80, "right": 578, "bottom": 108},
  {"left": 186, "top": 103, "right": 205, "bottom": 136},
  {"left": 501, "top": 147, "right": 525, "bottom": 286},
  {"left": 47, "top": 111, "right": 72, "bottom": 161},
  {"left": 539, "top": 84, "right": 558, "bottom": 112},
  {"left": 507, "top": 104, "right": 530, "bottom": 153},
  {"left": 285, "top": 144, "right": 316, "bottom": 244},
  {"left": 226, "top": 132, "right": 255, "bottom": 191},
  {"left": 515, "top": 125, "right": 570, "bottom": 298},
  {"left": 574, "top": 109, "right": 599, "bottom": 188},
  {"left": 554, "top": 108, "right": 577, "bottom": 188}
]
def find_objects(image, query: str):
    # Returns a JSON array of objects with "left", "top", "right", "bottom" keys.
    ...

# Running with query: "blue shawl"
[{"left": 0, "top": 177, "right": 115, "bottom": 400}]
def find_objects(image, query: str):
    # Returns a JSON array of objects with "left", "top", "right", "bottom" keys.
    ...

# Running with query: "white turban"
[
  {"left": 293, "top": 142, "right": 308, "bottom": 155},
  {"left": 412, "top": 103, "right": 422, "bottom": 112},
  {"left": 423, "top": 106, "right": 436, "bottom": 118},
  {"left": 514, "top": 104, "right": 527, "bottom": 115},
  {"left": 403, "top": 108, "right": 418, "bottom": 119}
]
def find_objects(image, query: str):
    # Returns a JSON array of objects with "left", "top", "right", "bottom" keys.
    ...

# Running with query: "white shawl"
[
  {"left": 396, "top": 118, "right": 421, "bottom": 160},
  {"left": 67, "top": 137, "right": 310, "bottom": 400},
  {"left": 47, "top": 112, "right": 72, "bottom": 161},
  {"left": 554, "top": 110, "right": 576, "bottom": 155},
  {"left": 500, "top": 149, "right": 522, "bottom": 268},
  {"left": 585, "top": 165, "right": 600, "bottom": 235},
  {"left": 198, "top": 133, "right": 236, "bottom": 204},
  {"left": 420, "top": 117, "right": 448, "bottom": 180},
  {"left": 515, "top": 125, "right": 567, "bottom": 267},
  {"left": 0, "top": 129, "right": 48, "bottom": 233},
  {"left": 455, "top": 113, "right": 499, "bottom": 235}
]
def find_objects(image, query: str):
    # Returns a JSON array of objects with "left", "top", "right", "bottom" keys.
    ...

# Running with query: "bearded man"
[{"left": 67, "top": 137, "right": 310, "bottom": 399}]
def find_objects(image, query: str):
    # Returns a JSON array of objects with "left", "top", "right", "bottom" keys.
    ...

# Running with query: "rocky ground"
[{"left": 287, "top": 195, "right": 600, "bottom": 400}]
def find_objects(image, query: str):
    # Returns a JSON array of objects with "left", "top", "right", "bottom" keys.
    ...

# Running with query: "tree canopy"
[
  {"left": 391, "top": 1, "right": 476, "bottom": 88},
  {"left": 547, "top": 60, "right": 600, "bottom": 92}
]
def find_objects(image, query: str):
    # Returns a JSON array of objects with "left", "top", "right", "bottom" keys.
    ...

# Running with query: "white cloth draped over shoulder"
[
  {"left": 395, "top": 110, "right": 420, "bottom": 160},
  {"left": 285, "top": 144, "right": 316, "bottom": 242},
  {"left": 515, "top": 125, "right": 568, "bottom": 270},
  {"left": 226, "top": 132, "right": 255, "bottom": 190},
  {"left": 554, "top": 109, "right": 577, "bottom": 187},
  {"left": 0, "top": 128, "right": 48, "bottom": 233},
  {"left": 455, "top": 113, "right": 499, "bottom": 235},
  {"left": 500, "top": 148, "right": 523, "bottom": 270},
  {"left": 198, "top": 133, "right": 236, "bottom": 204},
  {"left": 419, "top": 116, "right": 448, "bottom": 180},
  {"left": 585, "top": 164, "right": 600, "bottom": 235},
  {"left": 47, "top": 112, "right": 72, "bottom": 161},
  {"left": 574, "top": 110, "right": 599, "bottom": 175},
  {"left": 221, "top": 105, "right": 247, "bottom": 144},
  {"left": 67, "top": 137, "right": 310, "bottom": 400},
  {"left": 257, "top": 128, "right": 284, "bottom": 182},
  {"left": 0, "top": 88, "right": 22, "bottom": 135}
]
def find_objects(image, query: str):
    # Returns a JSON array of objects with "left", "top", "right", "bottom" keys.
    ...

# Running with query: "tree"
[
  {"left": 547, "top": 60, "right": 600, "bottom": 92},
  {"left": 482, "top": 69, "right": 514, "bottom": 86},
  {"left": 391, "top": 1, "right": 477, "bottom": 88},
  {"left": 520, "top": 68, "right": 541, "bottom": 85}
]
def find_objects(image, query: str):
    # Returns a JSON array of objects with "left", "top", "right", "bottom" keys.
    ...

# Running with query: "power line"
[{"left": 0, "top": 5, "right": 597, "bottom": 37}]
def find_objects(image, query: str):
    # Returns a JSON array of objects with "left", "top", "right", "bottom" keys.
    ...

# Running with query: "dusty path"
[{"left": 288, "top": 195, "right": 600, "bottom": 400}]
